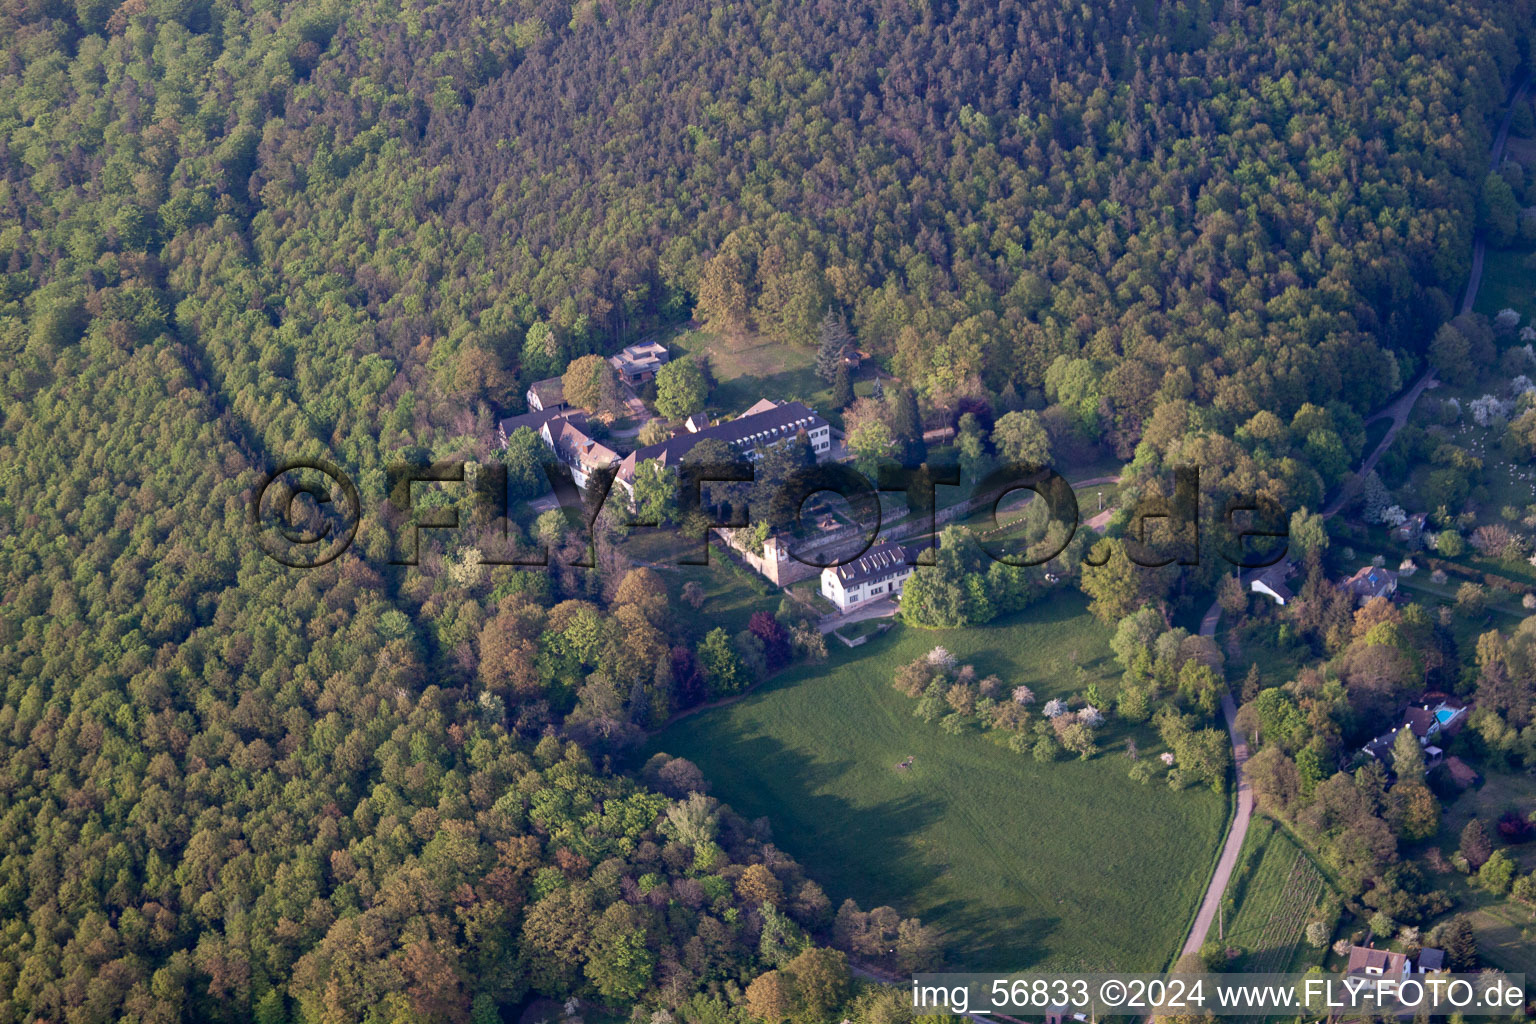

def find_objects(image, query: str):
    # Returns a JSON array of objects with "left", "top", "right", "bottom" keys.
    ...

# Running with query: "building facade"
[
  {"left": 540, "top": 414, "right": 619, "bottom": 489},
  {"left": 821, "top": 541, "right": 917, "bottom": 611}
]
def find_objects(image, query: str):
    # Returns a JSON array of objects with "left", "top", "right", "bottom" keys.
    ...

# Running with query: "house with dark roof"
[
  {"left": 525, "top": 376, "right": 567, "bottom": 412},
  {"left": 820, "top": 540, "right": 923, "bottom": 611},
  {"left": 499, "top": 406, "right": 586, "bottom": 444},
  {"left": 1340, "top": 565, "right": 1398, "bottom": 605},
  {"left": 1415, "top": 947, "right": 1445, "bottom": 972},
  {"left": 1250, "top": 560, "right": 1296, "bottom": 605},
  {"left": 1392, "top": 512, "right": 1428, "bottom": 546},
  {"left": 540, "top": 413, "right": 619, "bottom": 489},
  {"left": 1360, "top": 698, "right": 1467, "bottom": 767},
  {"left": 613, "top": 399, "right": 831, "bottom": 497}
]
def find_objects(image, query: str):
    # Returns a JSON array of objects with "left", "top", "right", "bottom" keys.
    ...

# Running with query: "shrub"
[
  {"left": 1497, "top": 810, "right": 1533, "bottom": 843},
  {"left": 1477, "top": 851, "right": 1517, "bottom": 895}
]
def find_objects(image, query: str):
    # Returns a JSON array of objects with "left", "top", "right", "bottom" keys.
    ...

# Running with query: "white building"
[{"left": 821, "top": 541, "right": 918, "bottom": 611}]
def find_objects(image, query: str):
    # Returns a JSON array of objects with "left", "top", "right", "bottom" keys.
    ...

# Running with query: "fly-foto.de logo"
[{"left": 250, "top": 457, "right": 1291, "bottom": 572}]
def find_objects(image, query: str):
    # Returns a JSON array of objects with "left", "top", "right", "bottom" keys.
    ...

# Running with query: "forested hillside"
[{"left": 0, "top": 0, "right": 1531, "bottom": 1021}]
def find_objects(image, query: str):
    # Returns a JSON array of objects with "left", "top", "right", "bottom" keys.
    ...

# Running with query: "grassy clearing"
[
  {"left": 1220, "top": 818, "right": 1331, "bottom": 973},
  {"left": 1473, "top": 244, "right": 1535, "bottom": 321},
  {"left": 668, "top": 328, "right": 878, "bottom": 428},
  {"left": 643, "top": 593, "right": 1227, "bottom": 971},
  {"left": 1413, "top": 772, "right": 1536, "bottom": 976}
]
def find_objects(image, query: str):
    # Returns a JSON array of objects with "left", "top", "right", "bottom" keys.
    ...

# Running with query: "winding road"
[{"left": 1173, "top": 71, "right": 1533, "bottom": 968}]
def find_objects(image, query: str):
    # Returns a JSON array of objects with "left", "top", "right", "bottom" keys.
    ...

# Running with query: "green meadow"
[{"left": 645, "top": 593, "right": 1227, "bottom": 971}]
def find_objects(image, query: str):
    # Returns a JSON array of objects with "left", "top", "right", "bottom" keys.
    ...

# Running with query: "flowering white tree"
[
  {"left": 1512, "top": 375, "right": 1535, "bottom": 397},
  {"left": 1398, "top": 558, "right": 1417, "bottom": 576},
  {"left": 1042, "top": 698, "right": 1068, "bottom": 719},
  {"left": 1522, "top": 328, "right": 1536, "bottom": 344},
  {"left": 448, "top": 547, "right": 486, "bottom": 586},
  {"left": 1011, "top": 685, "right": 1036, "bottom": 705},
  {"left": 1471, "top": 395, "right": 1512, "bottom": 427},
  {"left": 1159, "top": 751, "right": 1176, "bottom": 766},
  {"left": 1496, "top": 308, "right": 1521, "bottom": 330},
  {"left": 926, "top": 646, "right": 956, "bottom": 671},
  {"left": 1381, "top": 505, "right": 1407, "bottom": 527},
  {"left": 1079, "top": 705, "right": 1105, "bottom": 728}
]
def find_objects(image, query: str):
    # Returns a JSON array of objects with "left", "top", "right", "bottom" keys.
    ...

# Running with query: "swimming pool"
[{"left": 1435, "top": 707, "right": 1458, "bottom": 725}]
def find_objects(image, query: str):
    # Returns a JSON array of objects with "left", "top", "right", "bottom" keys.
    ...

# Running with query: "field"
[
  {"left": 644, "top": 593, "right": 1228, "bottom": 971},
  {"left": 1220, "top": 818, "right": 1331, "bottom": 973},
  {"left": 1415, "top": 772, "right": 1536, "bottom": 976}
]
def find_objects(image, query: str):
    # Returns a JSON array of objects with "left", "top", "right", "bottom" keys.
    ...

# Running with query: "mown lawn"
[{"left": 644, "top": 593, "right": 1227, "bottom": 971}]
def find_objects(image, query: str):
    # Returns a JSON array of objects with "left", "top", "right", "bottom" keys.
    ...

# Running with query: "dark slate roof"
[
  {"left": 500, "top": 407, "right": 587, "bottom": 438},
  {"left": 1417, "top": 948, "right": 1445, "bottom": 971},
  {"left": 830, "top": 540, "right": 926, "bottom": 588},
  {"left": 617, "top": 400, "right": 827, "bottom": 482},
  {"left": 544, "top": 414, "right": 618, "bottom": 470}
]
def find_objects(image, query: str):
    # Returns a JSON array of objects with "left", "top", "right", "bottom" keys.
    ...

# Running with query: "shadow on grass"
[{"left": 649, "top": 720, "right": 1067, "bottom": 966}]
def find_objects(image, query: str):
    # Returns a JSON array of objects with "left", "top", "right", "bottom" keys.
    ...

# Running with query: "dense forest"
[{"left": 0, "top": 0, "right": 1532, "bottom": 1021}]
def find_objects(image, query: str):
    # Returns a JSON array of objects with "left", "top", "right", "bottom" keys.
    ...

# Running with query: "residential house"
[
  {"left": 1403, "top": 698, "right": 1467, "bottom": 743},
  {"left": 1345, "top": 944, "right": 1412, "bottom": 983},
  {"left": 1416, "top": 947, "right": 1446, "bottom": 973},
  {"left": 1250, "top": 560, "right": 1296, "bottom": 606},
  {"left": 540, "top": 413, "right": 619, "bottom": 489},
  {"left": 1392, "top": 512, "right": 1428, "bottom": 546},
  {"left": 1340, "top": 565, "right": 1398, "bottom": 605},
  {"left": 821, "top": 540, "right": 921, "bottom": 612},
  {"left": 525, "top": 376, "right": 567, "bottom": 412},
  {"left": 609, "top": 341, "right": 670, "bottom": 385},
  {"left": 613, "top": 399, "right": 832, "bottom": 498},
  {"left": 1360, "top": 698, "right": 1468, "bottom": 767}
]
